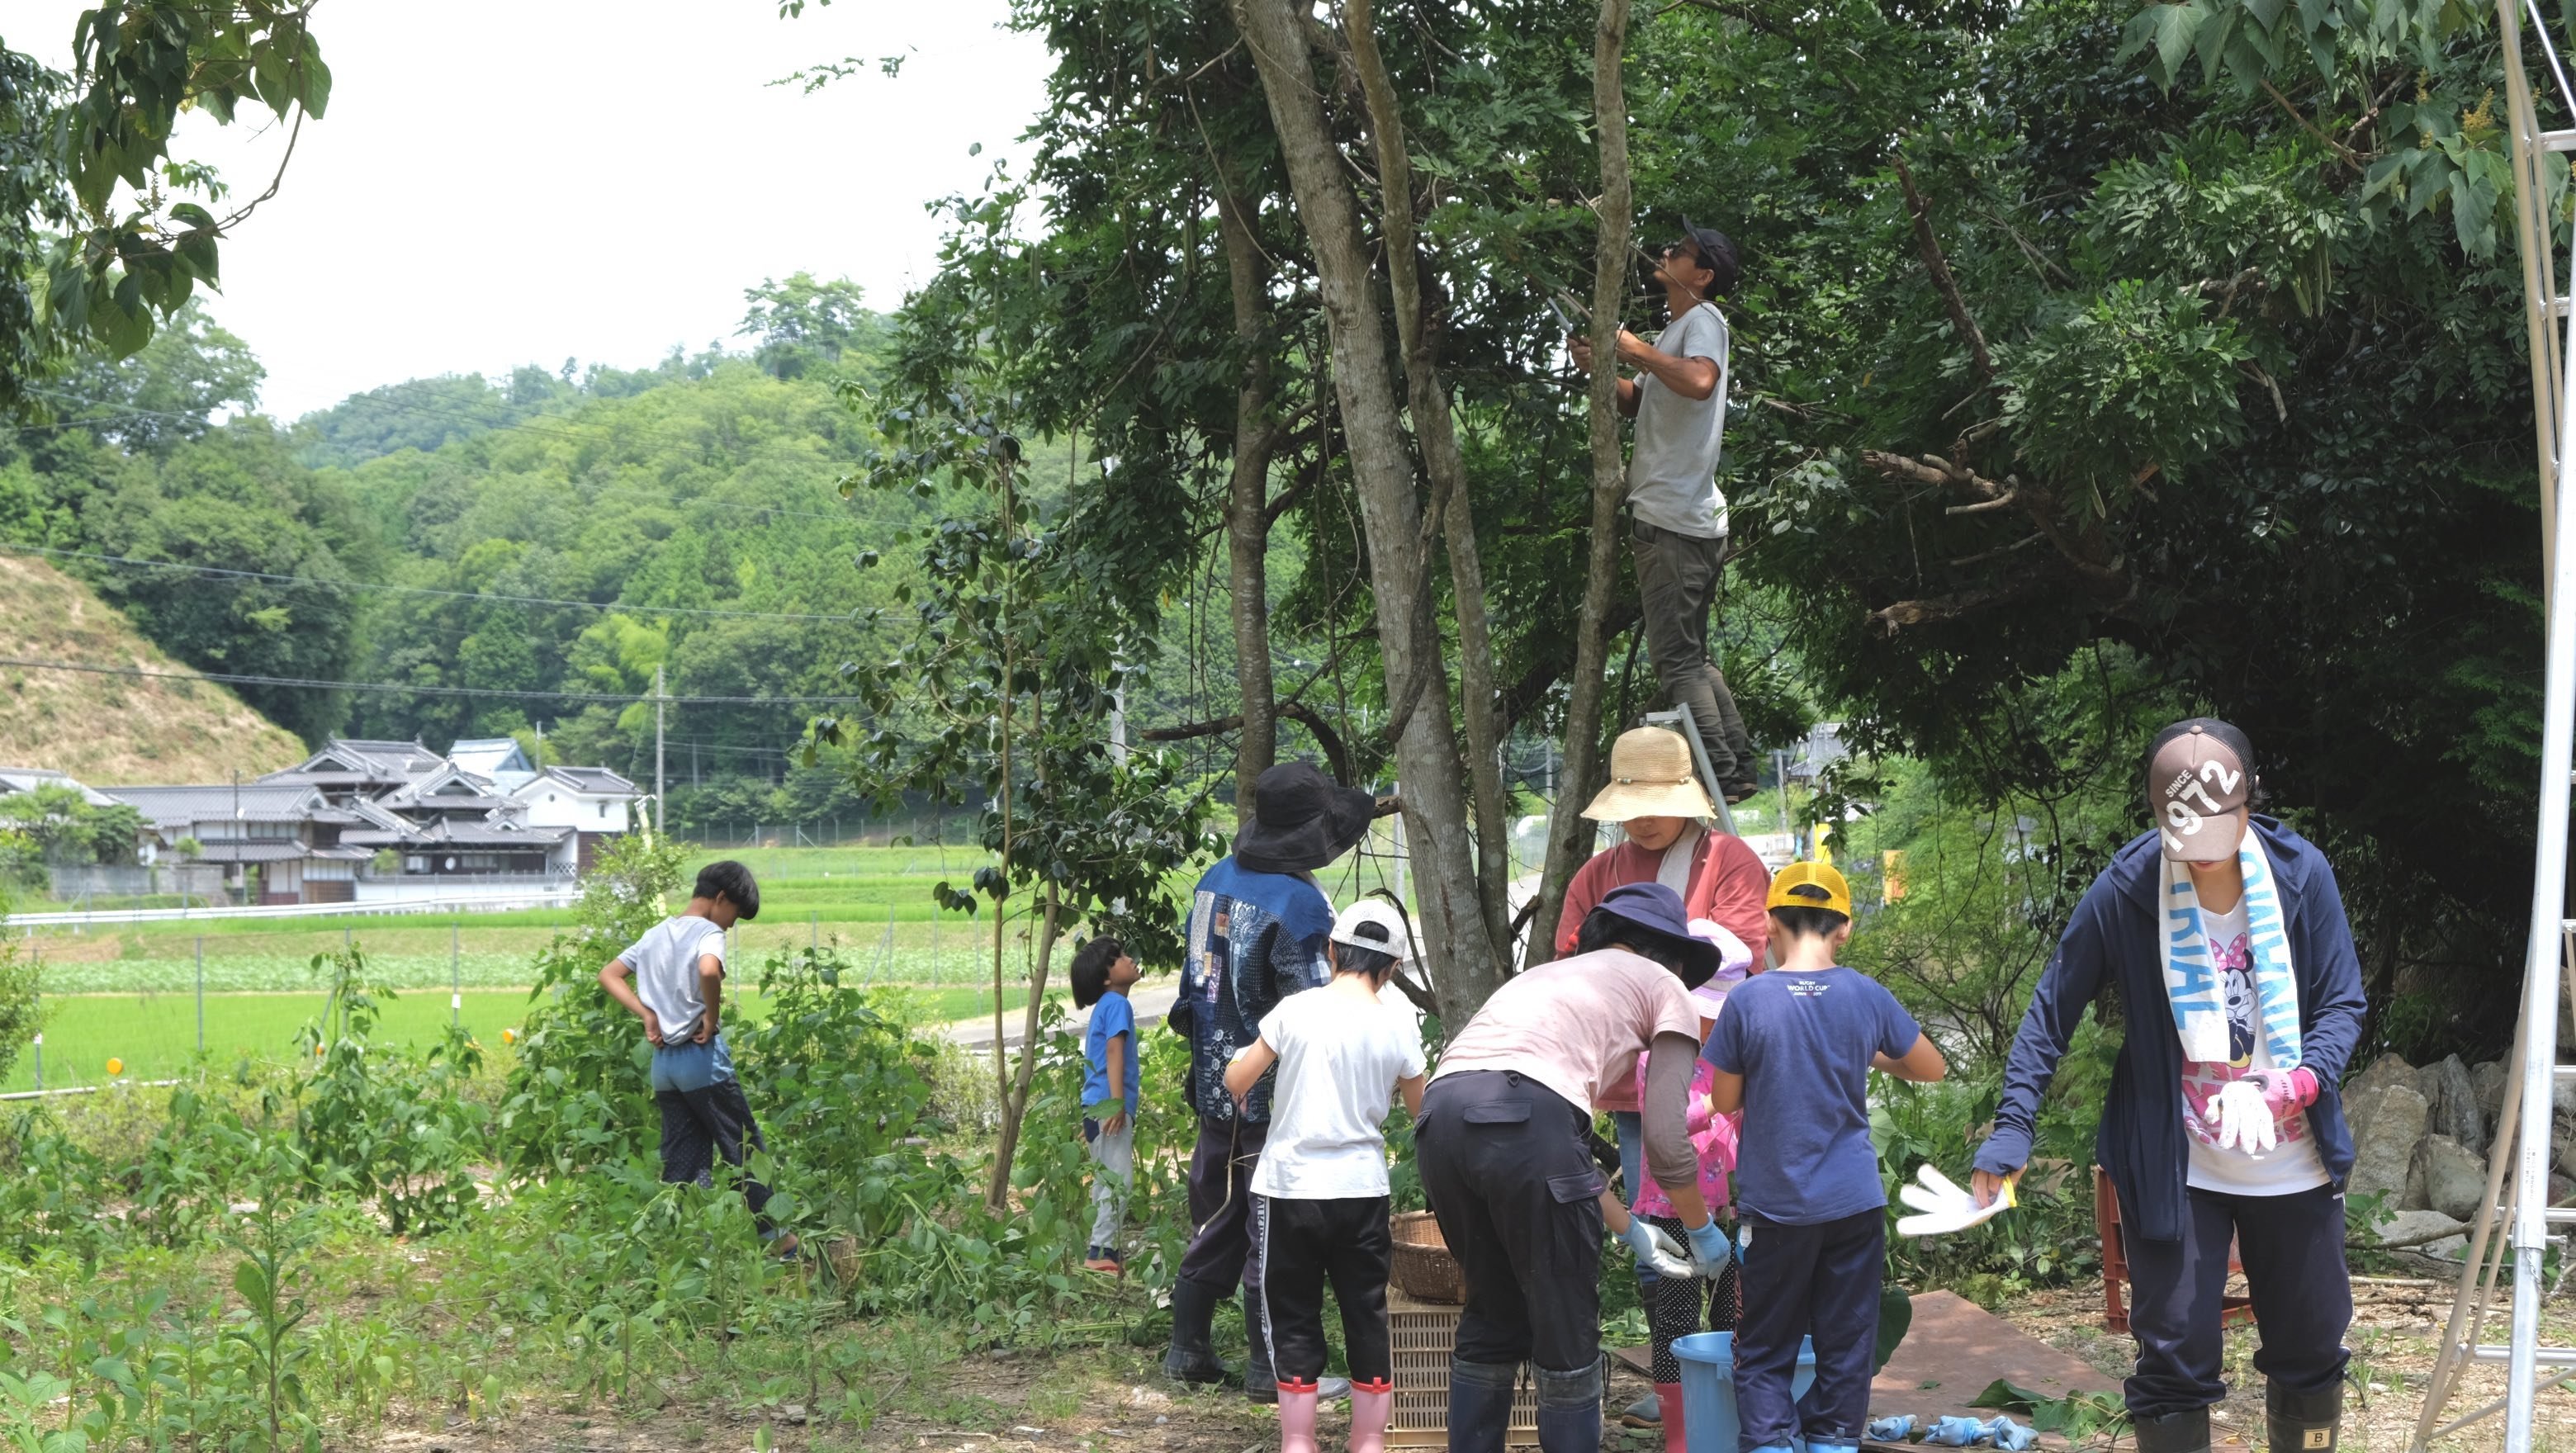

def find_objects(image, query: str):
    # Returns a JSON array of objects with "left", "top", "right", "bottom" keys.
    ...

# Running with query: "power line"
[
  {"left": 0, "top": 540, "right": 861, "bottom": 623},
  {"left": 0, "top": 656, "right": 868, "bottom": 707}
]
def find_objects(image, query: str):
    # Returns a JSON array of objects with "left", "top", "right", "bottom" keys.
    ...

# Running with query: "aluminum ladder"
[
  {"left": 1640, "top": 703, "right": 1741, "bottom": 836},
  {"left": 2409, "top": 2, "right": 2576, "bottom": 1446}
]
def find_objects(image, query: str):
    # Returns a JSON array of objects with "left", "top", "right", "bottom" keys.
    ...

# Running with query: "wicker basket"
[{"left": 1389, "top": 1210, "right": 1467, "bottom": 1304}]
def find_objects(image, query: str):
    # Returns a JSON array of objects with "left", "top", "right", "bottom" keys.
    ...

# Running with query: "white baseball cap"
[{"left": 1332, "top": 900, "right": 1415, "bottom": 961}]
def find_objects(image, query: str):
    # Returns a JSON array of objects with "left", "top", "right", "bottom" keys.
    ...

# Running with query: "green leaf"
[
  {"left": 1873, "top": 1286, "right": 1913, "bottom": 1375},
  {"left": 232, "top": 1258, "right": 270, "bottom": 1306},
  {"left": 2245, "top": 0, "right": 2290, "bottom": 29},
  {"left": 2193, "top": 6, "right": 2238, "bottom": 81},
  {"left": 2142, "top": 2, "right": 2211, "bottom": 85}
]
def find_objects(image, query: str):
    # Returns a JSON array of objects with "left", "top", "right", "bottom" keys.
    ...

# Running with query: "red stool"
[{"left": 2095, "top": 1167, "right": 2256, "bottom": 1333}]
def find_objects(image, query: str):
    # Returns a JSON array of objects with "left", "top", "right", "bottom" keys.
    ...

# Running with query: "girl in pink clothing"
[{"left": 1631, "top": 929, "right": 1751, "bottom": 1453}]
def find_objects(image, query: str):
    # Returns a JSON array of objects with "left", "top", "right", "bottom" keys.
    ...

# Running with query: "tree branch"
[
  {"left": 2260, "top": 78, "right": 2364, "bottom": 170},
  {"left": 1892, "top": 156, "right": 1996, "bottom": 389},
  {"left": 1140, "top": 701, "right": 1355, "bottom": 787}
]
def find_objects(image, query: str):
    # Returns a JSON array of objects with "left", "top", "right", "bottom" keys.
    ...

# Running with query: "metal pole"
[
  {"left": 2505, "top": 152, "right": 2576, "bottom": 1453},
  {"left": 195, "top": 935, "right": 204, "bottom": 1053},
  {"left": 1778, "top": 749, "right": 1793, "bottom": 854},
  {"left": 654, "top": 664, "right": 666, "bottom": 831},
  {"left": 1390, "top": 780, "right": 1408, "bottom": 906},
  {"left": 1109, "top": 686, "right": 1129, "bottom": 764},
  {"left": 451, "top": 918, "right": 461, "bottom": 1029}
]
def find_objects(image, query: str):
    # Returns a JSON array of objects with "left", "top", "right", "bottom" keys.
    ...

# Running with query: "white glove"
[
  {"left": 2211, "top": 1077, "right": 2278, "bottom": 1154},
  {"left": 1618, "top": 1217, "right": 1695, "bottom": 1280},
  {"left": 1894, "top": 1163, "right": 2015, "bottom": 1238}
]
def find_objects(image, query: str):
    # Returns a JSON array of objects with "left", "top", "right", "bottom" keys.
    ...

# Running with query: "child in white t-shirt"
[{"left": 1224, "top": 899, "right": 1428, "bottom": 1453}]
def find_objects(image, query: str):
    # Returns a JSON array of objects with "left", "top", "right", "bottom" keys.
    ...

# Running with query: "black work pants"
[
  {"left": 1734, "top": 1207, "right": 1884, "bottom": 1451},
  {"left": 1253, "top": 1193, "right": 1393, "bottom": 1384},
  {"left": 2119, "top": 1182, "right": 2350, "bottom": 1418},
  {"left": 1417, "top": 1071, "right": 1607, "bottom": 1373},
  {"left": 655, "top": 1079, "right": 776, "bottom": 1232},
  {"left": 1179, "top": 1115, "right": 1271, "bottom": 1291}
]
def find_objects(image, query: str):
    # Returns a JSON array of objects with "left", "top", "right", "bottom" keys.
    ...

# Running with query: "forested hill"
[{"left": 0, "top": 278, "right": 957, "bottom": 831}]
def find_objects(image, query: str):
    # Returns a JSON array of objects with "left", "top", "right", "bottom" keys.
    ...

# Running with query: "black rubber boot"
[
  {"left": 1241, "top": 1290, "right": 1347, "bottom": 1403},
  {"left": 2266, "top": 1381, "right": 2341, "bottom": 1453},
  {"left": 1535, "top": 1360, "right": 1603, "bottom": 1453},
  {"left": 2133, "top": 1405, "right": 2212, "bottom": 1453},
  {"left": 1449, "top": 1358, "right": 1521, "bottom": 1453},
  {"left": 1160, "top": 1276, "right": 1232, "bottom": 1386}
]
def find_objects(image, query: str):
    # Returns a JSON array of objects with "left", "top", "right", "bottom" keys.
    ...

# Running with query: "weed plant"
[{"left": 0, "top": 835, "right": 1208, "bottom": 1449}]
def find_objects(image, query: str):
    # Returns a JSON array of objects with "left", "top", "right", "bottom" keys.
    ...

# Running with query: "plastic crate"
[
  {"left": 1387, "top": 1289, "right": 1541, "bottom": 1449},
  {"left": 2095, "top": 1167, "right": 2253, "bottom": 1333}
]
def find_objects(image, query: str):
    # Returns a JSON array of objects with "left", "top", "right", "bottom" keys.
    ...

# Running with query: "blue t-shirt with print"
[
  {"left": 1083, "top": 992, "right": 1140, "bottom": 1115},
  {"left": 1703, "top": 966, "right": 1922, "bottom": 1224}
]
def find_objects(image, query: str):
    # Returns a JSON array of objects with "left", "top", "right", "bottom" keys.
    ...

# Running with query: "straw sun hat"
[{"left": 1579, "top": 726, "right": 1717, "bottom": 823}]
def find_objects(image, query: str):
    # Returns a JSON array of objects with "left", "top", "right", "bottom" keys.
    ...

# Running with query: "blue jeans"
[{"left": 650, "top": 1033, "right": 735, "bottom": 1093}]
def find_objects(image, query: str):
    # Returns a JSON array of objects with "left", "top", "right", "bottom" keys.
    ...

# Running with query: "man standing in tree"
[{"left": 1570, "top": 220, "right": 1759, "bottom": 801}]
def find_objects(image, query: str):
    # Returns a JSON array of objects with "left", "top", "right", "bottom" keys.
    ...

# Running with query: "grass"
[
  {"left": 19, "top": 838, "right": 1428, "bottom": 984},
  {"left": 5, "top": 982, "right": 1063, "bottom": 1093},
  {"left": 0, "top": 554, "right": 305, "bottom": 785}
]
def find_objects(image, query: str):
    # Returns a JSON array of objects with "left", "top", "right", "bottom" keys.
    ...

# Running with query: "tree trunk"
[
  {"left": 983, "top": 454, "right": 1021, "bottom": 1214},
  {"left": 1236, "top": 0, "right": 1507, "bottom": 1019},
  {"left": 1526, "top": 0, "right": 1636, "bottom": 971},
  {"left": 1342, "top": 0, "right": 1515, "bottom": 970},
  {"left": 1219, "top": 184, "right": 1280, "bottom": 816},
  {"left": 987, "top": 879, "right": 1064, "bottom": 1211}
]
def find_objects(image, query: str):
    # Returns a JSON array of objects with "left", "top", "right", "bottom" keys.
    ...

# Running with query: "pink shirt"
[
  {"left": 1629, "top": 1054, "right": 1738, "bottom": 1216},
  {"left": 1432, "top": 949, "right": 1701, "bottom": 1115}
]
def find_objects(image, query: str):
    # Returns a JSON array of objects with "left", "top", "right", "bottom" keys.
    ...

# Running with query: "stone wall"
[{"left": 2340, "top": 1051, "right": 2566, "bottom": 1256}]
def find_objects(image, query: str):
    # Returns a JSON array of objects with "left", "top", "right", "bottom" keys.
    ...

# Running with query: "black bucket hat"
[
  {"left": 1234, "top": 761, "right": 1376, "bottom": 875},
  {"left": 1595, "top": 882, "right": 1721, "bottom": 988}
]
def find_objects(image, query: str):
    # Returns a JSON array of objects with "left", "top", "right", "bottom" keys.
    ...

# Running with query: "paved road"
[{"left": 940, "top": 978, "right": 1182, "bottom": 1051}]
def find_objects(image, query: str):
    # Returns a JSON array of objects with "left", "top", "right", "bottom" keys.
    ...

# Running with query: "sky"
[{"left": 1, "top": 1, "right": 1055, "bottom": 420}]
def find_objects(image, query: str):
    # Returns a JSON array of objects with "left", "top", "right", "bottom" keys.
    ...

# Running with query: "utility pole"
[
  {"left": 653, "top": 665, "right": 666, "bottom": 828},
  {"left": 1109, "top": 686, "right": 1129, "bottom": 764},
  {"left": 533, "top": 718, "right": 544, "bottom": 769}
]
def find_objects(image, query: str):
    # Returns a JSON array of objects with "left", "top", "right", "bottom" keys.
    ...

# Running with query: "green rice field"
[{"left": 2, "top": 840, "right": 1396, "bottom": 1093}]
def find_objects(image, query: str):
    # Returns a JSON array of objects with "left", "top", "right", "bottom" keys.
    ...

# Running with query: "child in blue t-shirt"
[
  {"left": 1073, "top": 935, "right": 1143, "bottom": 1274},
  {"left": 1704, "top": 863, "right": 1947, "bottom": 1453}
]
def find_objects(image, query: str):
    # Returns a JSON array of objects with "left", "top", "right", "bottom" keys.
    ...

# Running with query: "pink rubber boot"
[
  {"left": 1658, "top": 1382, "right": 1688, "bottom": 1453},
  {"left": 1277, "top": 1379, "right": 1319, "bottom": 1453},
  {"left": 1349, "top": 1378, "right": 1393, "bottom": 1453}
]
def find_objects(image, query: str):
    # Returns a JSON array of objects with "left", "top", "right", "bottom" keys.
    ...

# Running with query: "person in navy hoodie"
[
  {"left": 1162, "top": 760, "right": 1377, "bottom": 1403},
  {"left": 1970, "top": 720, "right": 2365, "bottom": 1453}
]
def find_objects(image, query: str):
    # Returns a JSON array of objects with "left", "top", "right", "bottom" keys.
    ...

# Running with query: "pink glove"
[{"left": 2246, "top": 1067, "right": 2318, "bottom": 1113}]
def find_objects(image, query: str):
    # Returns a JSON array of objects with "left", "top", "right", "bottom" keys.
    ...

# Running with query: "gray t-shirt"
[
  {"left": 621, "top": 915, "right": 728, "bottom": 1042},
  {"left": 1627, "top": 301, "right": 1731, "bottom": 539}
]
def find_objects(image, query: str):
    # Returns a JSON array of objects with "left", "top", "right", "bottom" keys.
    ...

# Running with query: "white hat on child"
[
  {"left": 1688, "top": 917, "right": 1753, "bottom": 1007},
  {"left": 1331, "top": 899, "right": 1416, "bottom": 962}
]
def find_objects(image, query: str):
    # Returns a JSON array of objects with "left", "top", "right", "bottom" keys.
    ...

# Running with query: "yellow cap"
[{"left": 1766, "top": 860, "right": 1853, "bottom": 917}]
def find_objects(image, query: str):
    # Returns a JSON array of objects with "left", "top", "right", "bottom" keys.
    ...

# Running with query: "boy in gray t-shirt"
[
  {"left": 599, "top": 859, "right": 792, "bottom": 1254},
  {"left": 1569, "top": 219, "right": 1759, "bottom": 798}
]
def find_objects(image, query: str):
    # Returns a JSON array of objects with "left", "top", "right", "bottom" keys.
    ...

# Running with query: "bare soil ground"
[{"left": 361, "top": 1272, "right": 2576, "bottom": 1453}]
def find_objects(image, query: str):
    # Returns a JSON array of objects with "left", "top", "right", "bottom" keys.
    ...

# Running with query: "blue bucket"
[{"left": 1671, "top": 1331, "right": 1816, "bottom": 1453}]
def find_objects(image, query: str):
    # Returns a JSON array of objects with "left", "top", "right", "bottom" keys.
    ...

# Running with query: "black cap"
[{"left": 1679, "top": 217, "right": 1740, "bottom": 299}]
